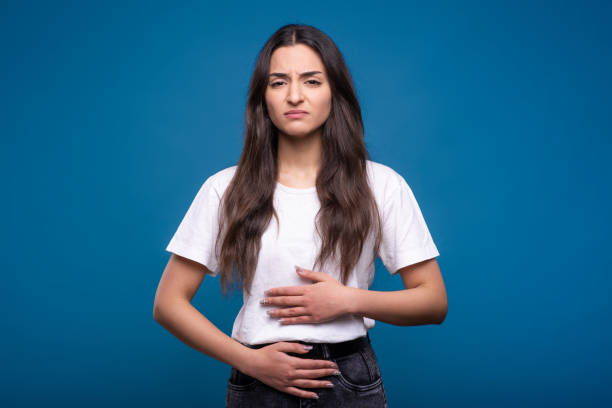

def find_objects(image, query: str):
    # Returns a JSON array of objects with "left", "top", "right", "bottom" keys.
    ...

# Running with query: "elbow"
[
  {"left": 153, "top": 296, "right": 190, "bottom": 323},
  {"left": 153, "top": 302, "right": 161, "bottom": 322},
  {"left": 434, "top": 297, "right": 448, "bottom": 325},
  {"left": 153, "top": 290, "right": 172, "bottom": 323},
  {"left": 153, "top": 299, "right": 167, "bottom": 323},
  {"left": 435, "top": 305, "right": 447, "bottom": 324}
]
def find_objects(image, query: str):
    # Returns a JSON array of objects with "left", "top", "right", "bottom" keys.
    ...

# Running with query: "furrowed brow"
[{"left": 269, "top": 70, "right": 323, "bottom": 78}]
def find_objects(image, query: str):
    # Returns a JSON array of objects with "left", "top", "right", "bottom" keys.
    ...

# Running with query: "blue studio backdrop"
[{"left": 2, "top": 1, "right": 611, "bottom": 407}]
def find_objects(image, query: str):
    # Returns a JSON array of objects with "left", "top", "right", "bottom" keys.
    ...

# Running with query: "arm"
[
  {"left": 347, "top": 258, "right": 447, "bottom": 326},
  {"left": 153, "top": 254, "right": 252, "bottom": 372},
  {"left": 153, "top": 255, "right": 341, "bottom": 400}
]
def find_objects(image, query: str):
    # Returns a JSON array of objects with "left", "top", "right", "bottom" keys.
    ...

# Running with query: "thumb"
[
  {"left": 295, "top": 265, "right": 317, "bottom": 277},
  {"left": 296, "top": 266, "right": 328, "bottom": 281},
  {"left": 295, "top": 265, "right": 308, "bottom": 274},
  {"left": 277, "top": 341, "right": 313, "bottom": 354}
]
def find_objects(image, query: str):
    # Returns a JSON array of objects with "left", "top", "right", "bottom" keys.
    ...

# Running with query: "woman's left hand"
[{"left": 261, "top": 266, "right": 356, "bottom": 324}]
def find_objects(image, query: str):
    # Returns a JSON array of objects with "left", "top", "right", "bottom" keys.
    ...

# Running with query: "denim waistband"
[{"left": 240, "top": 333, "right": 371, "bottom": 360}]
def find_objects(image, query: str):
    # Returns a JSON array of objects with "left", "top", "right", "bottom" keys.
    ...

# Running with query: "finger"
[
  {"left": 275, "top": 341, "right": 316, "bottom": 354},
  {"left": 284, "top": 386, "right": 319, "bottom": 400},
  {"left": 294, "top": 266, "right": 312, "bottom": 273},
  {"left": 264, "top": 286, "right": 306, "bottom": 297},
  {"left": 268, "top": 307, "right": 308, "bottom": 318},
  {"left": 293, "top": 367, "right": 341, "bottom": 379},
  {"left": 291, "top": 378, "right": 335, "bottom": 389},
  {"left": 298, "top": 266, "right": 339, "bottom": 282},
  {"left": 262, "top": 295, "right": 304, "bottom": 306},
  {"left": 290, "top": 356, "right": 338, "bottom": 370},
  {"left": 296, "top": 267, "right": 330, "bottom": 281}
]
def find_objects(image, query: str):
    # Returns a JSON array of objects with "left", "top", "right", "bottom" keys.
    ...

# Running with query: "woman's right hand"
[{"left": 242, "top": 342, "right": 340, "bottom": 399}]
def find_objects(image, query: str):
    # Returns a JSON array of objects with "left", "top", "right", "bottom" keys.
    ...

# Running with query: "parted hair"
[{"left": 215, "top": 23, "right": 383, "bottom": 298}]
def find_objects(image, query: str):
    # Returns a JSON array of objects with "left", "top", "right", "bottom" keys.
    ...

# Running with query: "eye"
[
  {"left": 270, "top": 81, "right": 284, "bottom": 88},
  {"left": 306, "top": 79, "right": 321, "bottom": 85}
]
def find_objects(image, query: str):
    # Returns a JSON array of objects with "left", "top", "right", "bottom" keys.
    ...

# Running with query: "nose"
[{"left": 286, "top": 80, "right": 304, "bottom": 104}]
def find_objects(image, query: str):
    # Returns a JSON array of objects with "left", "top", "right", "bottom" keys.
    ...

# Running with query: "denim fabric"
[{"left": 225, "top": 335, "right": 388, "bottom": 407}]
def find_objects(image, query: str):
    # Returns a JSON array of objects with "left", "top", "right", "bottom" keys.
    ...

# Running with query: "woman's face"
[{"left": 265, "top": 44, "right": 332, "bottom": 139}]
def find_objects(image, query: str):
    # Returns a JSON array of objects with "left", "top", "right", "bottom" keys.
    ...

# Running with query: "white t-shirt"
[{"left": 165, "top": 160, "right": 440, "bottom": 345}]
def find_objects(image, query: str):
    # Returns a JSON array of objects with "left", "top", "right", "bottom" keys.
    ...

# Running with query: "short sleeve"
[
  {"left": 378, "top": 174, "right": 440, "bottom": 275},
  {"left": 165, "top": 176, "right": 222, "bottom": 277}
]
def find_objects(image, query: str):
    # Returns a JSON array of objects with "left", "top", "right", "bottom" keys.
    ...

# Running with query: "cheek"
[
  {"left": 265, "top": 95, "right": 282, "bottom": 117},
  {"left": 315, "top": 93, "right": 332, "bottom": 118}
]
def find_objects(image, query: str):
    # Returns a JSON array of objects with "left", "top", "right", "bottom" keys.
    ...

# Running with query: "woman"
[{"left": 153, "top": 23, "right": 447, "bottom": 407}]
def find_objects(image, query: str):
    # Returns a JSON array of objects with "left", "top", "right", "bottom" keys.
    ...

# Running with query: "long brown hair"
[{"left": 215, "top": 24, "right": 383, "bottom": 297}]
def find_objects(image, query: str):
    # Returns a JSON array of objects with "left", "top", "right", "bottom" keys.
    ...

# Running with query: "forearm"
[
  {"left": 347, "top": 286, "right": 446, "bottom": 326},
  {"left": 153, "top": 299, "right": 252, "bottom": 372}
]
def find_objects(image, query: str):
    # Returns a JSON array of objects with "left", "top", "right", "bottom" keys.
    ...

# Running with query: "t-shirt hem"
[{"left": 232, "top": 331, "right": 369, "bottom": 345}]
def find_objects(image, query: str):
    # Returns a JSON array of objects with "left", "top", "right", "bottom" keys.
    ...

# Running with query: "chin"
[
  {"left": 287, "top": 124, "right": 325, "bottom": 136},
  {"left": 288, "top": 127, "right": 321, "bottom": 136}
]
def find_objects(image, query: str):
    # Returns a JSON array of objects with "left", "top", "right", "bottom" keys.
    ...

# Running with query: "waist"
[{"left": 241, "top": 333, "right": 371, "bottom": 359}]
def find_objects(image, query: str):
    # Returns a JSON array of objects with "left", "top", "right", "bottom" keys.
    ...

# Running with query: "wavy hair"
[{"left": 215, "top": 24, "right": 383, "bottom": 297}]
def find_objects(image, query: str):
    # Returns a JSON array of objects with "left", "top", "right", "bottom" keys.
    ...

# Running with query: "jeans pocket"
[
  {"left": 227, "top": 367, "right": 259, "bottom": 391},
  {"left": 333, "top": 345, "right": 382, "bottom": 391}
]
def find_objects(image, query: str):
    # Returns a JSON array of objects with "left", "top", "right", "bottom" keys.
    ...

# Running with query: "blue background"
[{"left": 2, "top": 1, "right": 611, "bottom": 407}]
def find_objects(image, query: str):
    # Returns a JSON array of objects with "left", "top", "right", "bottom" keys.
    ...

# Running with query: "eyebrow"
[{"left": 269, "top": 70, "right": 323, "bottom": 78}]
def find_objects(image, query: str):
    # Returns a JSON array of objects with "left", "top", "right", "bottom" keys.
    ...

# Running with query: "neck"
[{"left": 276, "top": 129, "right": 322, "bottom": 183}]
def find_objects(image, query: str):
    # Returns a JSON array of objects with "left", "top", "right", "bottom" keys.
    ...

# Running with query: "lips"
[{"left": 284, "top": 110, "right": 308, "bottom": 115}]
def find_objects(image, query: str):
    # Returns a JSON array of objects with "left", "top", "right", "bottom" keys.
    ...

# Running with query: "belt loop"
[{"left": 321, "top": 343, "right": 330, "bottom": 359}]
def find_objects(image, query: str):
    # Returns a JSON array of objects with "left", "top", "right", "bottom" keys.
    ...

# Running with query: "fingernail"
[
  {"left": 313, "top": 393, "right": 319, "bottom": 399},
  {"left": 325, "top": 383, "right": 334, "bottom": 388},
  {"left": 260, "top": 298, "right": 268, "bottom": 304},
  {"left": 303, "top": 345, "right": 313, "bottom": 350},
  {"left": 333, "top": 370, "right": 340, "bottom": 375},
  {"left": 295, "top": 265, "right": 302, "bottom": 272}
]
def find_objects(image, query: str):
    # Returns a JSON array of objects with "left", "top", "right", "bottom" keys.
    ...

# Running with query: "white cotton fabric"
[{"left": 165, "top": 160, "right": 440, "bottom": 345}]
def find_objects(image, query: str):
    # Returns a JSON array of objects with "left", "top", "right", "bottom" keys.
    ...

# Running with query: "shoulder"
[
  {"left": 366, "top": 159, "right": 406, "bottom": 195},
  {"left": 202, "top": 164, "right": 238, "bottom": 198}
]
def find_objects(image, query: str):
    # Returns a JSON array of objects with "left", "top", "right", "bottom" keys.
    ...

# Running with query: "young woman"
[{"left": 153, "top": 24, "right": 447, "bottom": 407}]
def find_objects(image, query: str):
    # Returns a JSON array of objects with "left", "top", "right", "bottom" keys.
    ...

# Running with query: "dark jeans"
[{"left": 226, "top": 333, "right": 389, "bottom": 407}]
